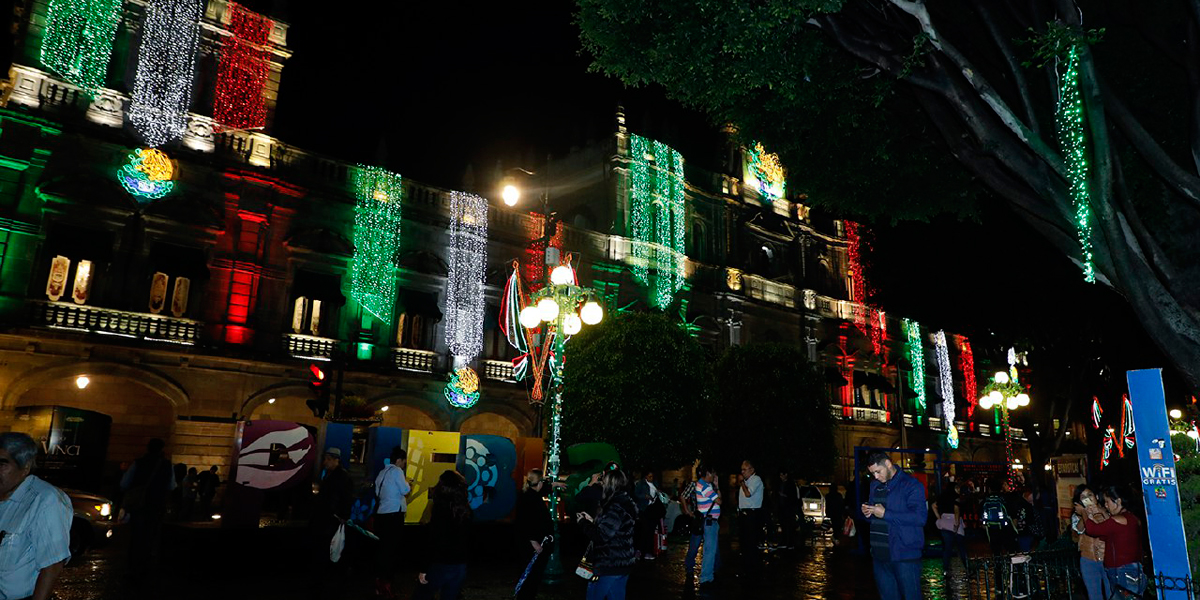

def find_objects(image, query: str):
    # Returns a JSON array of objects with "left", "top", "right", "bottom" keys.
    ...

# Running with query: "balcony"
[
  {"left": 30, "top": 301, "right": 199, "bottom": 345},
  {"left": 392, "top": 348, "right": 438, "bottom": 373},
  {"left": 830, "top": 404, "right": 890, "bottom": 424},
  {"left": 482, "top": 359, "right": 516, "bottom": 382},
  {"left": 283, "top": 333, "right": 336, "bottom": 361}
]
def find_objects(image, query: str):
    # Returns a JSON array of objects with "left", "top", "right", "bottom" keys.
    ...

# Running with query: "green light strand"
[
  {"left": 40, "top": 0, "right": 123, "bottom": 94},
  {"left": 628, "top": 134, "right": 686, "bottom": 309},
  {"left": 1055, "top": 45, "right": 1095, "bottom": 283},
  {"left": 350, "top": 166, "right": 403, "bottom": 324},
  {"left": 904, "top": 318, "right": 927, "bottom": 413}
]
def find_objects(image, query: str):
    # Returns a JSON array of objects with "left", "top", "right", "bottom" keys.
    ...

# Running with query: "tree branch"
[
  {"left": 1103, "top": 85, "right": 1200, "bottom": 209},
  {"left": 976, "top": 2, "right": 1041, "bottom": 136}
]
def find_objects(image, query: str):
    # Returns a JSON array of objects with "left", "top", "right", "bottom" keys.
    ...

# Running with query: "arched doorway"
[
  {"left": 381, "top": 404, "right": 439, "bottom": 431},
  {"left": 459, "top": 412, "right": 521, "bottom": 440},
  {"left": 15, "top": 375, "right": 176, "bottom": 474}
]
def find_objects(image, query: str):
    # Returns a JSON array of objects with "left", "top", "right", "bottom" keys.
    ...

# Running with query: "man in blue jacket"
[{"left": 861, "top": 452, "right": 926, "bottom": 600}]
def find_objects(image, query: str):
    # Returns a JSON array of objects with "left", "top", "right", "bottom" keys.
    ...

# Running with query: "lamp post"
[
  {"left": 978, "top": 370, "right": 1030, "bottom": 489},
  {"left": 518, "top": 257, "right": 604, "bottom": 583}
]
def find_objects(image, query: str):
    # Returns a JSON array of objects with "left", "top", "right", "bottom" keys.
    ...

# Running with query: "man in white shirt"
[
  {"left": 0, "top": 432, "right": 72, "bottom": 600},
  {"left": 737, "top": 460, "right": 764, "bottom": 579},
  {"left": 373, "top": 446, "right": 410, "bottom": 598}
]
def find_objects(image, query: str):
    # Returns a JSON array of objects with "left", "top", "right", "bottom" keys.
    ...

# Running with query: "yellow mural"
[{"left": 404, "top": 430, "right": 462, "bottom": 523}]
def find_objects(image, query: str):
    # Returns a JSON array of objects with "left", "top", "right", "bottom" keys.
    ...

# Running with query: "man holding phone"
[{"left": 862, "top": 452, "right": 926, "bottom": 600}]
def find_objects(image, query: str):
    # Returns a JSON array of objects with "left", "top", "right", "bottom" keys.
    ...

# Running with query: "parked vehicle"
[
  {"left": 799, "top": 485, "right": 830, "bottom": 529},
  {"left": 64, "top": 488, "right": 115, "bottom": 564}
]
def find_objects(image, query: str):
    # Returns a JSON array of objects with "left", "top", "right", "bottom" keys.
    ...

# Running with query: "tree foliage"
[
  {"left": 560, "top": 312, "right": 713, "bottom": 472},
  {"left": 1172, "top": 433, "right": 1200, "bottom": 577},
  {"left": 712, "top": 343, "right": 836, "bottom": 479},
  {"left": 575, "top": 0, "right": 1200, "bottom": 392}
]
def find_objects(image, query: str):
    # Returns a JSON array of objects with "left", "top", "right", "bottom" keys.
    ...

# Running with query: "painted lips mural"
[{"left": 235, "top": 421, "right": 315, "bottom": 490}]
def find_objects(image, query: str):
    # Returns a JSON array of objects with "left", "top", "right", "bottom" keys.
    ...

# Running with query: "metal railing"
[
  {"left": 482, "top": 359, "right": 515, "bottom": 382},
  {"left": 828, "top": 405, "right": 890, "bottom": 424},
  {"left": 30, "top": 301, "right": 200, "bottom": 345},
  {"left": 392, "top": 347, "right": 438, "bottom": 373},
  {"left": 282, "top": 333, "right": 336, "bottom": 361},
  {"left": 966, "top": 550, "right": 1079, "bottom": 599}
]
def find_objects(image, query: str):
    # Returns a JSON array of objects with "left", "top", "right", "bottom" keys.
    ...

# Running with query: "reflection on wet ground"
[{"left": 57, "top": 525, "right": 983, "bottom": 599}]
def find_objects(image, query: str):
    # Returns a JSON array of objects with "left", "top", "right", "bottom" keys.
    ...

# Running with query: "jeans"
[
  {"left": 413, "top": 563, "right": 467, "bottom": 600},
  {"left": 1079, "top": 557, "right": 1109, "bottom": 600},
  {"left": 586, "top": 574, "right": 629, "bottom": 600},
  {"left": 685, "top": 533, "right": 702, "bottom": 577},
  {"left": 1106, "top": 562, "right": 1147, "bottom": 597},
  {"left": 700, "top": 519, "right": 720, "bottom": 583},
  {"left": 873, "top": 559, "right": 922, "bottom": 600},
  {"left": 374, "top": 511, "right": 405, "bottom": 579},
  {"left": 939, "top": 529, "right": 967, "bottom": 569},
  {"left": 738, "top": 508, "right": 763, "bottom": 574}
]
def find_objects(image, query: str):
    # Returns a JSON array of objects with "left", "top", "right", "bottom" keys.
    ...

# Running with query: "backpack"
[{"left": 980, "top": 495, "right": 1011, "bottom": 528}]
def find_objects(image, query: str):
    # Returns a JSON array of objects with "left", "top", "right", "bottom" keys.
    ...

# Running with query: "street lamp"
[
  {"left": 522, "top": 253, "right": 603, "bottom": 583},
  {"left": 978, "top": 370, "right": 1030, "bottom": 489}
]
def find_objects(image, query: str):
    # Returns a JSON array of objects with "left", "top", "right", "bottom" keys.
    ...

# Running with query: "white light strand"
[
  {"left": 129, "top": 0, "right": 203, "bottom": 147},
  {"left": 445, "top": 191, "right": 489, "bottom": 361},
  {"left": 934, "top": 330, "right": 955, "bottom": 425}
]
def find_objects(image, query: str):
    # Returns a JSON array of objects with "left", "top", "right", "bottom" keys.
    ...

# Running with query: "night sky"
[{"left": 263, "top": 1, "right": 1175, "bottom": 399}]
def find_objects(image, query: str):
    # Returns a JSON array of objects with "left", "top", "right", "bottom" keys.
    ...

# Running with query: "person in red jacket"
[{"left": 1083, "top": 486, "right": 1146, "bottom": 596}]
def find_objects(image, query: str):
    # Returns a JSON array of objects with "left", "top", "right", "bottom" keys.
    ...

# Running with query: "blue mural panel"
[{"left": 457, "top": 434, "right": 518, "bottom": 521}]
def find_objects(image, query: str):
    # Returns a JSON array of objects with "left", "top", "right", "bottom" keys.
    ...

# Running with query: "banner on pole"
[{"left": 1126, "top": 369, "right": 1190, "bottom": 593}]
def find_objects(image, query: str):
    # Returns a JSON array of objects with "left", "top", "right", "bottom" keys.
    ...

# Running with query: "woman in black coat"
[
  {"left": 576, "top": 468, "right": 637, "bottom": 600},
  {"left": 414, "top": 470, "right": 472, "bottom": 600}
]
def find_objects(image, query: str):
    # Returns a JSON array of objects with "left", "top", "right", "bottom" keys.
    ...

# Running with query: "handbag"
[
  {"left": 329, "top": 523, "right": 346, "bottom": 563},
  {"left": 843, "top": 515, "right": 856, "bottom": 537},
  {"left": 936, "top": 513, "right": 966, "bottom": 535},
  {"left": 576, "top": 542, "right": 596, "bottom": 581}
]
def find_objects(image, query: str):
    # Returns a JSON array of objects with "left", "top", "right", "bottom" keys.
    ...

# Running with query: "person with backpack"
[
  {"left": 862, "top": 452, "right": 926, "bottom": 600},
  {"left": 979, "top": 480, "right": 1017, "bottom": 556},
  {"left": 373, "top": 446, "right": 410, "bottom": 598}
]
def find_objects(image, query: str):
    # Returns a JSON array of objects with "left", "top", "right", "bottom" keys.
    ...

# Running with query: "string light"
[
  {"left": 629, "top": 134, "right": 686, "bottom": 309},
  {"left": 958, "top": 336, "right": 977, "bottom": 418},
  {"left": 445, "top": 191, "right": 488, "bottom": 361},
  {"left": 1101, "top": 426, "right": 1115, "bottom": 469},
  {"left": 1120, "top": 394, "right": 1135, "bottom": 451},
  {"left": 129, "top": 0, "right": 203, "bottom": 147},
  {"left": 903, "top": 319, "right": 927, "bottom": 414},
  {"left": 350, "top": 166, "right": 403, "bottom": 324},
  {"left": 40, "top": 0, "right": 122, "bottom": 93},
  {"left": 444, "top": 367, "right": 481, "bottom": 409},
  {"left": 117, "top": 148, "right": 174, "bottom": 200},
  {"left": 213, "top": 3, "right": 273, "bottom": 131},
  {"left": 934, "top": 330, "right": 956, "bottom": 447},
  {"left": 1091, "top": 396, "right": 1103, "bottom": 429},
  {"left": 745, "top": 141, "right": 786, "bottom": 200},
  {"left": 1056, "top": 45, "right": 1095, "bottom": 283}
]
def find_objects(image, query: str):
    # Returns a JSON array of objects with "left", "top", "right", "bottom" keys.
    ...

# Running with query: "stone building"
[{"left": 0, "top": 0, "right": 1025, "bottom": 495}]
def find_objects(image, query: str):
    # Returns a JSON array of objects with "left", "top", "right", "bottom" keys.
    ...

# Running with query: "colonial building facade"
[{"left": 0, "top": 0, "right": 1025, "bottom": 491}]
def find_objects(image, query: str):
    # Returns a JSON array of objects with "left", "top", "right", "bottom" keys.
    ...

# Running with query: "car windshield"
[{"left": 800, "top": 487, "right": 821, "bottom": 499}]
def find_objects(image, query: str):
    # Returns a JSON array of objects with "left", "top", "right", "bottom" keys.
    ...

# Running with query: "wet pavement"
[{"left": 55, "top": 522, "right": 982, "bottom": 599}]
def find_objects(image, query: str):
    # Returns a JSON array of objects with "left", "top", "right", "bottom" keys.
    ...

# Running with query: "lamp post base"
[{"left": 542, "top": 518, "right": 566, "bottom": 584}]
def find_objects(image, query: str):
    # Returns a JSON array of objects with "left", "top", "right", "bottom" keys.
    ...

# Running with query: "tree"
[
  {"left": 711, "top": 343, "right": 836, "bottom": 480},
  {"left": 575, "top": 0, "right": 1200, "bottom": 392},
  {"left": 559, "top": 312, "right": 714, "bottom": 472}
]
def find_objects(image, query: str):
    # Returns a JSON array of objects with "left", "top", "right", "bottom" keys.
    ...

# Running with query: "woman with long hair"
[
  {"left": 414, "top": 470, "right": 472, "bottom": 600},
  {"left": 1070, "top": 485, "right": 1109, "bottom": 600},
  {"left": 576, "top": 468, "right": 637, "bottom": 600},
  {"left": 932, "top": 480, "right": 967, "bottom": 572},
  {"left": 1083, "top": 486, "right": 1145, "bottom": 597}
]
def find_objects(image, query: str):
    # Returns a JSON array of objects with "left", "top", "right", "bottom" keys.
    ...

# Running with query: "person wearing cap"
[{"left": 309, "top": 447, "right": 354, "bottom": 598}]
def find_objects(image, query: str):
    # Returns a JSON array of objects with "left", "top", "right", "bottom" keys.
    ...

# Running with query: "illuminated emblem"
[
  {"left": 118, "top": 148, "right": 175, "bottom": 200},
  {"left": 444, "top": 367, "right": 481, "bottom": 409},
  {"left": 947, "top": 424, "right": 960, "bottom": 449}
]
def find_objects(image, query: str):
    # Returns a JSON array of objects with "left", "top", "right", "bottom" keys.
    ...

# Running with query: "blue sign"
[{"left": 1127, "top": 369, "right": 1190, "bottom": 594}]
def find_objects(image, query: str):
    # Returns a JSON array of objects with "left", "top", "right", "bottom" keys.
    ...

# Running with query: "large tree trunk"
[{"left": 816, "top": 0, "right": 1200, "bottom": 392}]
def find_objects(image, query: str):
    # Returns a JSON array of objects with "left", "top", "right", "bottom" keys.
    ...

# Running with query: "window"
[
  {"left": 482, "top": 305, "right": 516, "bottom": 361},
  {"left": 288, "top": 270, "right": 344, "bottom": 337},
  {"left": 40, "top": 224, "right": 114, "bottom": 306},
  {"left": 395, "top": 290, "right": 441, "bottom": 351}
]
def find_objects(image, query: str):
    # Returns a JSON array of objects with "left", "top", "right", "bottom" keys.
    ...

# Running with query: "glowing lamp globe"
[
  {"left": 1006, "top": 397, "right": 1019, "bottom": 410},
  {"left": 75, "top": 375, "right": 90, "bottom": 390},
  {"left": 519, "top": 306, "right": 542, "bottom": 329},
  {"left": 537, "top": 298, "right": 559, "bottom": 322},
  {"left": 580, "top": 301, "right": 603, "bottom": 325},
  {"left": 1170, "top": 409, "right": 1183, "bottom": 420},
  {"left": 562, "top": 313, "right": 582, "bottom": 335},
  {"left": 988, "top": 390, "right": 1003, "bottom": 405},
  {"left": 1016, "top": 393, "right": 1030, "bottom": 407},
  {"left": 994, "top": 371, "right": 1010, "bottom": 384},
  {"left": 502, "top": 184, "right": 520, "bottom": 207},
  {"left": 979, "top": 396, "right": 993, "bottom": 410},
  {"left": 550, "top": 265, "right": 574, "bottom": 286}
]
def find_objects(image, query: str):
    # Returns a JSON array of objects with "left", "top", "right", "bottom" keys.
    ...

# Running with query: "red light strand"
[
  {"left": 213, "top": 3, "right": 273, "bottom": 131},
  {"left": 958, "top": 336, "right": 977, "bottom": 418}
]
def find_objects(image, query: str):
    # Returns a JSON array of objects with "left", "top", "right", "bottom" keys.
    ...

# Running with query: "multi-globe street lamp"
[
  {"left": 978, "top": 370, "right": 1030, "bottom": 488},
  {"left": 518, "top": 260, "right": 603, "bottom": 582}
]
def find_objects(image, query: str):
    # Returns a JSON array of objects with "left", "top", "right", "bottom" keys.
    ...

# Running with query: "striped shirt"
[
  {"left": 696, "top": 479, "right": 721, "bottom": 519},
  {"left": 869, "top": 483, "right": 890, "bottom": 560}
]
